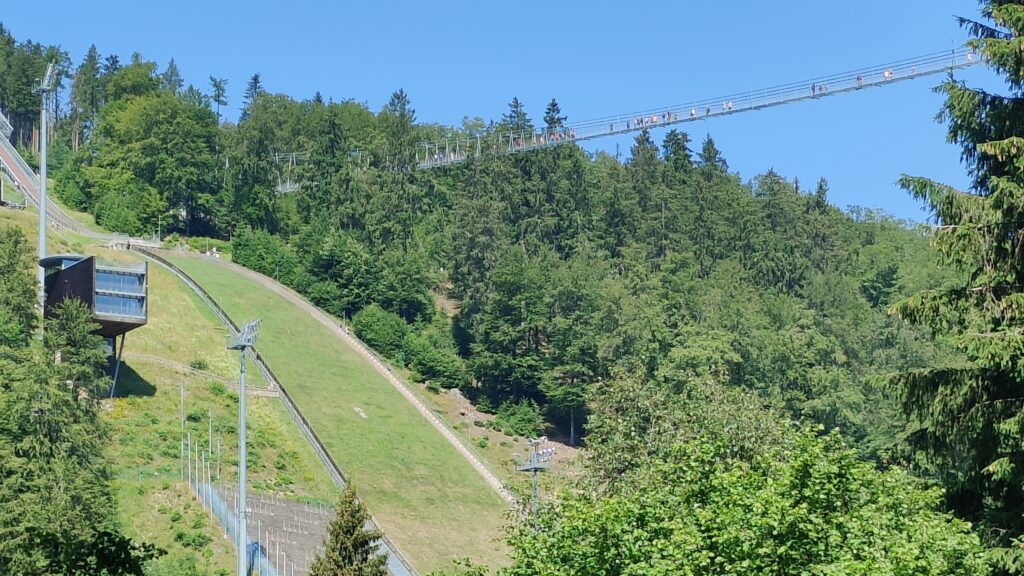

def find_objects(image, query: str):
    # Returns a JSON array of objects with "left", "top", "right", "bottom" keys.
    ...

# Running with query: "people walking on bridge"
[
  {"left": 811, "top": 83, "right": 816, "bottom": 96},
  {"left": 857, "top": 74, "right": 864, "bottom": 87}
]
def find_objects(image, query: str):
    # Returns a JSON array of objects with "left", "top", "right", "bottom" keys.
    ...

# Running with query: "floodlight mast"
[
  {"left": 35, "top": 62, "right": 57, "bottom": 314},
  {"left": 517, "top": 436, "right": 554, "bottom": 517},
  {"left": 228, "top": 320, "right": 260, "bottom": 576}
]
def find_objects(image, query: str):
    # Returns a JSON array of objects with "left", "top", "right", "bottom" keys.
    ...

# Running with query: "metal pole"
[
  {"left": 238, "top": 348, "right": 248, "bottom": 576},
  {"left": 37, "top": 88, "right": 48, "bottom": 312},
  {"left": 532, "top": 469, "right": 539, "bottom": 516},
  {"left": 187, "top": 432, "right": 192, "bottom": 489}
]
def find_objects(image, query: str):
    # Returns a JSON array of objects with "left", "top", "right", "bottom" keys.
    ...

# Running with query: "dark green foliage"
[
  {"left": 0, "top": 227, "right": 37, "bottom": 346},
  {"left": 404, "top": 312, "right": 468, "bottom": 390},
  {"left": 352, "top": 305, "right": 409, "bottom": 365},
  {"left": 491, "top": 399, "right": 544, "bottom": 438},
  {"left": 889, "top": 3, "right": 1024, "bottom": 569},
  {"left": 505, "top": 430, "right": 987, "bottom": 576},
  {"left": 29, "top": 22, "right": 955, "bottom": 464},
  {"left": 502, "top": 97, "right": 531, "bottom": 132},
  {"left": 0, "top": 298, "right": 161, "bottom": 574},
  {"left": 232, "top": 227, "right": 300, "bottom": 284},
  {"left": 309, "top": 485, "right": 388, "bottom": 576}
]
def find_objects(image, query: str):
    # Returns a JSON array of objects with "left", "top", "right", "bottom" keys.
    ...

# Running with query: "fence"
[{"left": 139, "top": 248, "right": 418, "bottom": 576}]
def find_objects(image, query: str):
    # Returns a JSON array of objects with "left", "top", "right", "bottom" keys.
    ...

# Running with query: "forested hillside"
[
  {"left": 0, "top": 28, "right": 954, "bottom": 459},
  {"left": 7, "top": 1, "right": 1024, "bottom": 573}
]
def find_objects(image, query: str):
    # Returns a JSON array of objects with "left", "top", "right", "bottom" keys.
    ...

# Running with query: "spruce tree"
[
  {"left": 209, "top": 76, "right": 227, "bottom": 123},
  {"left": 502, "top": 97, "right": 531, "bottom": 133},
  {"left": 309, "top": 486, "right": 387, "bottom": 576},
  {"left": 241, "top": 72, "right": 264, "bottom": 119},
  {"left": 543, "top": 98, "right": 566, "bottom": 129},
  {"left": 891, "top": 2, "right": 1024, "bottom": 569}
]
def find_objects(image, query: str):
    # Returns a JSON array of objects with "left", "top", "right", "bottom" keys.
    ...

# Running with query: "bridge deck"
[{"left": 417, "top": 48, "right": 979, "bottom": 169}]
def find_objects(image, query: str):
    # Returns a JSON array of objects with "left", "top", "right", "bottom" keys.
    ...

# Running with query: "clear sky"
[{"left": 0, "top": 0, "right": 1002, "bottom": 221}]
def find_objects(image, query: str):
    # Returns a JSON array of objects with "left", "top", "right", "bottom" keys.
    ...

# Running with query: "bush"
[
  {"left": 352, "top": 304, "right": 408, "bottom": 365},
  {"left": 185, "top": 236, "right": 232, "bottom": 255},
  {"left": 475, "top": 436, "right": 490, "bottom": 449},
  {"left": 190, "top": 358, "right": 209, "bottom": 371},
  {"left": 232, "top": 228, "right": 300, "bottom": 284},
  {"left": 404, "top": 330, "right": 468, "bottom": 390},
  {"left": 185, "top": 408, "right": 205, "bottom": 423},
  {"left": 493, "top": 399, "right": 545, "bottom": 438},
  {"left": 174, "top": 530, "right": 211, "bottom": 550}
]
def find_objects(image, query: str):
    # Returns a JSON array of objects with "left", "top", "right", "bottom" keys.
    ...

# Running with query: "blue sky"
[{"left": 1, "top": 0, "right": 1002, "bottom": 221}]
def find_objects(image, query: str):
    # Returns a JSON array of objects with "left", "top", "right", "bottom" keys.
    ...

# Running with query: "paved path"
[{"left": 162, "top": 251, "right": 513, "bottom": 503}]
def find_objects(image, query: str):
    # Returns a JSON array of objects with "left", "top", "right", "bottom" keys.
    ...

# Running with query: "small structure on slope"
[{"left": 40, "top": 254, "right": 148, "bottom": 389}]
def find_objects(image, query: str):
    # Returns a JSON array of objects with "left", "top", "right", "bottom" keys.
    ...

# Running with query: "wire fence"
[
  {"left": 139, "top": 248, "right": 419, "bottom": 576},
  {"left": 183, "top": 431, "right": 322, "bottom": 576}
]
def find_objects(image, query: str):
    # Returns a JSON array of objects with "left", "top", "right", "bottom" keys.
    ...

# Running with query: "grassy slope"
[
  {"left": 168, "top": 255, "right": 510, "bottom": 573},
  {"left": 107, "top": 255, "right": 337, "bottom": 572},
  {"left": 0, "top": 207, "right": 336, "bottom": 573}
]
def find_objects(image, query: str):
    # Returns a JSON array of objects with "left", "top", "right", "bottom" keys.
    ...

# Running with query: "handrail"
[
  {"left": 417, "top": 47, "right": 982, "bottom": 168},
  {"left": 344, "top": 327, "right": 512, "bottom": 488},
  {"left": 205, "top": 257, "right": 514, "bottom": 501},
  {"left": 136, "top": 247, "right": 419, "bottom": 576},
  {"left": 0, "top": 134, "right": 112, "bottom": 238}
]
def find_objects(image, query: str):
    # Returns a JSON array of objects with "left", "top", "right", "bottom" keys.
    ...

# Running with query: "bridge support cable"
[{"left": 416, "top": 47, "right": 981, "bottom": 169}]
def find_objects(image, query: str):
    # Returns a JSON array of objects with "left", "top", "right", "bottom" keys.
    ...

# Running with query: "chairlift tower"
[
  {"left": 228, "top": 319, "right": 260, "bottom": 576},
  {"left": 271, "top": 152, "right": 306, "bottom": 194}
]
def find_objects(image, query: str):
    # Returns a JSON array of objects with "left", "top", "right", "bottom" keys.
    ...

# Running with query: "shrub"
[
  {"left": 493, "top": 399, "right": 545, "bottom": 438},
  {"left": 404, "top": 330, "right": 468, "bottom": 390},
  {"left": 352, "top": 304, "right": 408, "bottom": 364},
  {"left": 475, "top": 436, "right": 490, "bottom": 449},
  {"left": 185, "top": 236, "right": 232, "bottom": 255},
  {"left": 189, "top": 358, "right": 209, "bottom": 371}
]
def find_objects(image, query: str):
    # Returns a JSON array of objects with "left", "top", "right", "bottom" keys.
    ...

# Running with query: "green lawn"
[
  {"left": 0, "top": 207, "right": 339, "bottom": 573},
  {"left": 103, "top": 258, "right": 338, "bottom": 574},
  {"left": 168, "top": 255, "right": 510, "bottom": 573}
]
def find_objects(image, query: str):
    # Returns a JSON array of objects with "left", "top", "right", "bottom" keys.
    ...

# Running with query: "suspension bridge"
[{"left": 414, "top": 48, "right": 980, "bottom": 170}]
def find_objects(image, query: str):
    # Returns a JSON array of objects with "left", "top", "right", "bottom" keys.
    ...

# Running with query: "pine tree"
[
  {"left": 309, "top": 486, "right": 388, "bottom": 576},
  {"left": 379, "top": 88, "right": 416, "bottom": 171},
  {"left": 661, "top": 129, "right": 694, "bottom": 175},
  {"left": 503, "top": 97, "right": 531, "bottom": 133},
  {"left": 160, "top": 58, "right": 183, "bottom": 94},
  {"left": 209, "top": 76, "right": 228, "bottom": 123},
  {"left": 241, "top": 72, "right": 264, "bottom": 119},
  {"left": 543, "top": 98, "right": 566, "bottom": 129},
  {"left": 890, "top": 3, "right": 1024, "bottom": 570},
  {"left": 70, "top": 45, "right": 101, "bottom": 150}
]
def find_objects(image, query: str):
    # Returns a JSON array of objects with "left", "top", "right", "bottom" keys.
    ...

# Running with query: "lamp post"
[
  {"left": 517, "top": 436, "right": 555, "bottom": 517},
  {"left": 34, "top": 62, "right": 57, "bottom": 312},
  {"left": 228, "top": 320, "right": 260, "bottom": 576}
]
